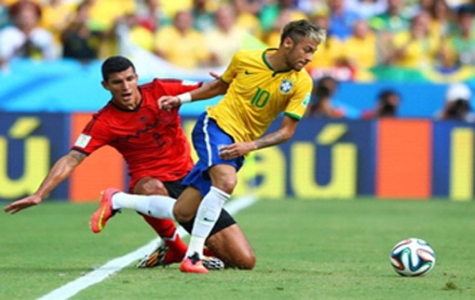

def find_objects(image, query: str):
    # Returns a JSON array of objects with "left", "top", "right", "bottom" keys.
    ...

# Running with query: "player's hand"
[
  {"left": 218, "top": 142, "right": 255, "bottom": 160},
  {"left": 209, "top": 71, "right": 220, "bottom": 79},
  {"left": 3, "top": 195, "right": 42, "bottom": 214},
  {"left": 158, "top": 96, "right": 180, "bottom": 111}
]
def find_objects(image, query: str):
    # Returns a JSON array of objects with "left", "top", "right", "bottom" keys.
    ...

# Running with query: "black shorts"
[
  {"left": 162, "top": 179, "right": 187, "bottom": 199},
  {"left": 163, "top": 178, "right": 236, "bottom": 237}
]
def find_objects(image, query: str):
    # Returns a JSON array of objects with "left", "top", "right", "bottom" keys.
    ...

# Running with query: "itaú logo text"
[
  {"left": 231, "top": 123, "right": 357, "bottom": 199},
  {"left": 0, "top": 117, "right": 50, "bottom": 199}
]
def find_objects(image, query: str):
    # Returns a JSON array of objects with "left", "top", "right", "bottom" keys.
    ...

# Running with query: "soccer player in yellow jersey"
[{"left": 91, "top": 19, "right": 326, "bottom": 273}]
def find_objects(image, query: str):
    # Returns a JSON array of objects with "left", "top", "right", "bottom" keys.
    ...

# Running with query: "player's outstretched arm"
[
  {"left": 4, "top": 150, "right": 86, "bottom": 214},
  {"left": 158, "top": 79, "right": 229, "bottom": 111},
  {"left": 3, "top": 195, "right": 42, "bottom": 214},
  {"left": 219, "top": 116, "right": 300, "bottom": 160},
  {"left": 253, "top": 115, "right": 300, "bottom": 149},
  {"left": 191, "top": 78, "right": 229, "bottom": 100}
]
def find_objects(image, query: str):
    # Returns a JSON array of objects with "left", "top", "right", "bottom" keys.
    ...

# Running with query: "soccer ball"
[{"left": 389, "top": 238, "right": 436, "bottom": 277}]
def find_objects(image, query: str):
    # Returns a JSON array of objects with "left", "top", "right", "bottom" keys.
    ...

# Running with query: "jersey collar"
[
  {"left": 262, "top": 48, "right": 293, "bottom": 76},
  {"left": 110, "top": 96, "right": 143, "bottom": 112}
]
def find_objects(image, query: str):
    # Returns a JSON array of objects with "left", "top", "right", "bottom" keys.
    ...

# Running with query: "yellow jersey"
[{"left": 207, "top": 48, "right": 313, "bottom": 143}]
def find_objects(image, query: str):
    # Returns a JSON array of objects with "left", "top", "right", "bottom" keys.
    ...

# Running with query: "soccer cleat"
[
  {"left": 136, "top": 243, "right": 225, "bottom": 270},
  {"left": 136, "top": 243, "right": 174, "bottom": 268},
  {"left": 179, "top": 252, "right": 209, "bottom": 273},
  {"left": 202, "top": 256, "right": 225, "bottom": 270},
  {"left": 90, "top": 188, "right": 120, "bottom": 234}
]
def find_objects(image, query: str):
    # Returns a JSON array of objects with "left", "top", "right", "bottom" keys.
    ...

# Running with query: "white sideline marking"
[{"left": 37, "top": 195, "right": 257, "bottom": 300}]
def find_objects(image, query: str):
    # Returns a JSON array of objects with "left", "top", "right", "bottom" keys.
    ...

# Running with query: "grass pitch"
[{"left": 1, "top": 198, "right": 474, "bottom": 300}]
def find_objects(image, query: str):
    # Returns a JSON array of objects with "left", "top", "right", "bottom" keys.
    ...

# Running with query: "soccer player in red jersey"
[
  {"left": 92, "top": 20, "right": 325, "bottom": 273},
  {"left": 4, "top": 56, "right": 255, "bottom": 270}
]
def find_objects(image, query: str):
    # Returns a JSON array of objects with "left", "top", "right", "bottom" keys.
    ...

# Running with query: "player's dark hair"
[
  {"left": 280, "top": 19, "right": 326, "bottom": 46},
  {"left": 101, "top": 56, "right": 136, "bottom": 81}
]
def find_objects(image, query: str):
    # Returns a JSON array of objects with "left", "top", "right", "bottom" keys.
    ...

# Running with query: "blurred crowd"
[
  {"left": 0, "top": 0, "right": 474, "bottom": 81},
  {"left": 306, "top": 74, "right": 474, "bottom": 121},
  {"left": 0, "top": 0, "right": 474, "bottom": 122}
]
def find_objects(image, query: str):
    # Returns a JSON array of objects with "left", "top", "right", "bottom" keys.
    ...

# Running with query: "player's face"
[
  {"left": 102, "top": 67, "right": 140, "bottom": 110},
  {"left": 283, "top": 37, "right": 318, "bottom": 71}
]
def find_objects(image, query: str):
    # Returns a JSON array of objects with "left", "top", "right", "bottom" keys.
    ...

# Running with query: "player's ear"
[
  {"left": 282, "top": 36, "right": 293, "bottom": 49},
  {"left": 101, "top": 80, "right": 110, "bottom": 91}
]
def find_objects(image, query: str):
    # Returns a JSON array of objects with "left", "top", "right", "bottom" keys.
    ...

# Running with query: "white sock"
[
  {"left": 185, "top": 187, "right": 230, "bottom": 258},
  {"left": 112, "top": 192, "right": 176, "bottom": 220}
]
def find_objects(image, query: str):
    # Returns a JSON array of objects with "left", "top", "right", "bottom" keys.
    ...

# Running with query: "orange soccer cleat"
[
  {"left": 179, "top": 252, "right": 209, "bottom": 274},
  {"left": 90, "top": 188, "right": 120, "bottom": 234}
]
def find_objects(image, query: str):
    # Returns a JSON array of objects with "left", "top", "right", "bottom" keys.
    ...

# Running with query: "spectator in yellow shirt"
[
  {"left": 86, "top": 0, "right": 136, "bottom": 32},
  {"left": 122, "top": 13, "right": 155, "bottom": 52},
  {"left": 135, "top": 0, "right": 169, "bottom": 32},
  {"left": 154, "top": 10, "right": 210, "bottom": 69},
  {"left": 427, "top": 0, "right": 454, "bottom": 40},
  {"left": 386, "top": 11, "right": 441, "bottom": 69},
  {"left": 206, "top": 4, "right": 246, "bottom": 67},
  {"left": 40, "top": 0, "right": 77, "bottom": 44},
  {"left": 305, "top": 10, "right": 345, "bottom": 78},
  {"left": 263, "top": 8, "right": 294, "bottom": 47},
  {"left": 342, "top": 19, "right": 378, "bottom": 80},
  {"left": 232, "top": 0, "right": 263, "bottom": 39}
]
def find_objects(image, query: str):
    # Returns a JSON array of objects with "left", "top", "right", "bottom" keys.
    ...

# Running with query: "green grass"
[{"left": 1, "top": 198, "right": 475, "bottom": 300}]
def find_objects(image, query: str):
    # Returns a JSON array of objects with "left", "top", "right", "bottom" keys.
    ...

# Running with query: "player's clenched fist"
[{"left": 158, "top": 96, "right": 180, "bottom": 111}]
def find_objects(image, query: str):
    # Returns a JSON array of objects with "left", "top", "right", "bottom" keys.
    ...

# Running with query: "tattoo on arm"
[
  {"left": 254, "top": 131, "right": 287, "bottom": 150},
  {"left": 69, "top": 150, "right": 87, "bottom": 163}
]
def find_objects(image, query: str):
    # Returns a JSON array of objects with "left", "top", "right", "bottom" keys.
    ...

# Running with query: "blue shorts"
[{"left": 183, "top": 112, "right": 244, "bottom": 196}]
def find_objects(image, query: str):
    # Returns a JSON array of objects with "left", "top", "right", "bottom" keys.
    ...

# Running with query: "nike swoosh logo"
[
  {"left": 97, "top": 207, "right": 107, "bottom": 230},
  {"left": 245, "top": 70, "right": 257, "bottom": 75},
  {"left": 203, "top": 217, "right": 216, "bottom": 222}
]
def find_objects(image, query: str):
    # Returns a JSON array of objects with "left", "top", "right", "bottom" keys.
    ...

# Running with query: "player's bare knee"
[
  {"left": 173, "top": 206, "right": 194, "bottom": 223},
  {"left": 214, "top": 178, "right": 237, "bottom": 195},
  {"left": 237, "top": 251, "right": 256, "bottom": 270},
  {"left": 174, "top": 211, "right": 194, "bottom": 223},
  {"left": 134, "top": 178, "right": 168, "bottom": 196}
]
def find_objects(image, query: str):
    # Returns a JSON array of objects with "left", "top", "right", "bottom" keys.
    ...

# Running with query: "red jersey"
[{"left": 72, "top": 79, "right": 200, "bottom": 185}]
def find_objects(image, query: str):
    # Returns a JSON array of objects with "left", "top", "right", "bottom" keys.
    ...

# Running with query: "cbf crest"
[{"left": 279, "top": 79, "right": 294, "bottom": 94}]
